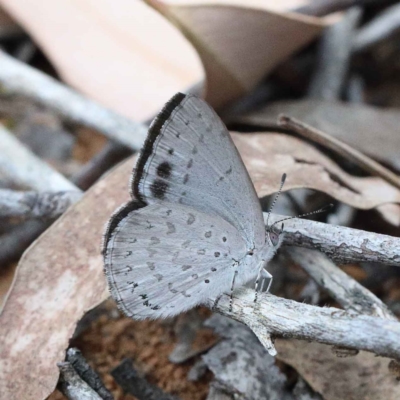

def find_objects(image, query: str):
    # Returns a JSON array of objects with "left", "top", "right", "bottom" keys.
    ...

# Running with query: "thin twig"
[
  {"left": 0, "top": 50, "right": 147, "bottom": 150},
  {"left": 209, "top": 289, "right": 400, "bottom": 360},
  {"left": 0, "top": 124, "right": 81, "bottom": 264},
  {"left": 267, "top": 212, "right": 400, "bottom": 266},
  {"left": 278, "top": 115, "right": 400, "bottom": 191},
  {"left": 66, "top": 348, "right": 113, "bottom": 400},
  {"left": 111, "top": 359, "right": 179, "bottom": 400},
  {"left": 353, "top": 3, "right": 400, "bottom": 52},
  {"left": 308, "top": 7, "right": 362, "bottom": 100},
  {"left": 287, "top": 247, "right": 396, "bottom": 320},
  {"left": 0, "top": 124, "right": 76, "bottom": 191},
  {"left": 72, "top": 141, "right": 132, "bottom": 190},
  {"left": 57, "top": 362, "right": 103, "bottom": 400},
  {"left": 295, "top": 0, "right": 385, "bottom": 17},
  {"left": 0, "top": 189, "right": 82, "bottom": 219}
]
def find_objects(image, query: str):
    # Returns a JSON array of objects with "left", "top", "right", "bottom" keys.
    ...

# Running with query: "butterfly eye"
[{"left": 269, "top": 231, "right": 281, "bottom": 247}]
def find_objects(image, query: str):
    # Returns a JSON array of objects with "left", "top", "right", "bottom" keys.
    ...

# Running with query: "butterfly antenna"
[
  {"left": 266, "top": 173, "right": 287, "bottom": 229},
  {"left": 271, "top": 203, "right": 334, "bottom": 230}
]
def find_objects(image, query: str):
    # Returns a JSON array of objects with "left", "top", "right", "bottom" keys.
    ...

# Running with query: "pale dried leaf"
[
  {"left": 276, "top": 339, "right": 400, "bottom": 400},
  {"left": 0, "top": 0, "right": 326, "bottom": 120},
  {"left": 0, "top": 159, "right": 132, "bottom": 399},
  {"left": 235, "top": 99, "right": 400, "bottom": 168},
  {"left": 0, "top": 0, "right": 203, "bottom": 121},
  {"left": 231, "top": 132, "right": 400, "bottom": 225}
]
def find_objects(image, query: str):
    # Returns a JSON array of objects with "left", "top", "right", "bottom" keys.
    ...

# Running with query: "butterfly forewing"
[
  {"left": 132, "top": 93, "right": 265, "bottom": 249},
  {"left": 104, "top": 202, "right": 247, "bottom": 319}
]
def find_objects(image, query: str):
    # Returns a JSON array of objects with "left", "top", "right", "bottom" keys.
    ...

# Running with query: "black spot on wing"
[
  {"left": 167, "top": 222, "right": 176, "bottom": 234},
  {"left": 132, "top": 92, "right": 186, "bottom": 202},
  {"left": 150, "top": 179, "right": 169, "bottom": 199},
  {"left": 187, "top": 213, "right": 195, "bottom": 225},
  {"left": 183, "top": 174, "right": 189, "bottom": 184},
  {"left": 156, "top": 161, "right": 172, "bottom": 178}
]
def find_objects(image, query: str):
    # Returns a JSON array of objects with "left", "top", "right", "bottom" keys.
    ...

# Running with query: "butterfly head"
[{"left": 267, "top": 223, "right": 284, "bottom": 248}]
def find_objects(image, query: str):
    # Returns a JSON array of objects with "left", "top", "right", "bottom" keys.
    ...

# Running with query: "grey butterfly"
[{"left": 103, "top": 93, "right": 283, "bottom": 319}]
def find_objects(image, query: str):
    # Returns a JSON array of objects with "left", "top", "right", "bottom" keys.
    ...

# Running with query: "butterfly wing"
[
  {"left": 132, "top": 93, "right": 265, "bottom": 249},
  {"left": 103, "top": 201, "right": 248, "bottom": 319}
]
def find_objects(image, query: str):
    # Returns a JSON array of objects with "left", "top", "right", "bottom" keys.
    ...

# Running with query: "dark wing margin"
[
  {"left": 102, "top": 200, "right": 145, "bottom": 258},
  {"left": 131, "top": 92, "right": 186, "bottom": 202}
]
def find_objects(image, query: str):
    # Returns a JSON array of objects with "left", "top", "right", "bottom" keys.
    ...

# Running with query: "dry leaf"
[
  {"left": 231, "top": 132, "right": 400, "bottom": 225},
  {"left": 150, "top": 0, "right": 326, "bottom": 109},
  {"left": 235, "top": 99, "right": 400, "bottom": 168},
  {"left": 0, "top": 0, "right": 326, "bottom": 120},
  {"left": 276, "top": 339, "right": 400, "bottom": 400},
  {"left": 0, "top": 0, "right": 202, "bottom": 121},
  {"left": 0, "top": 159, "right": 132, "bottom": 399}
]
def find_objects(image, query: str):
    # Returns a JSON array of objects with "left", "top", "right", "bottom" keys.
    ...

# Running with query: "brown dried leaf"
[
  {"left": 150, "top": 0, "right": 326, "bottom": 109},
  {"left": 0, "top": 158, "right": 132, "bottom": 399},
  {"left": 276, "top": 339, "right": 400, "bottom": 400},
  {"left": 235, "top": 99, "right": 400, "bottom": 168},
  {"left": 0, "top": 0, "right": 326, "bottom": 120},
  {"left": 231, "top": 132, "right": 400, "bottom": 225}
]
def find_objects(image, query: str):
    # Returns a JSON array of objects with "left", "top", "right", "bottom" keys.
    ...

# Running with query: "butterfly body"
[{"left": 103, "top": 93, "right": 282, "bottom": 320}]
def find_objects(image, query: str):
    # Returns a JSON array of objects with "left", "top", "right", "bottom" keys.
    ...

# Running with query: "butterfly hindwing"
[
  {"left": 132, "top": 93, "right": 265, "bottom": 249},
  {"left": 104, "top": 201, "right": 248, "bottom": 319}
]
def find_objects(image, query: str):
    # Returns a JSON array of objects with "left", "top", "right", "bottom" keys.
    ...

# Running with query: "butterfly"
[{"left": 103, "top": 93, "right": 284, "bottom": 319}]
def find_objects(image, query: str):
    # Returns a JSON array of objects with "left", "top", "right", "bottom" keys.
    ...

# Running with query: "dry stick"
[
  {"left": 278, "top": 115, "right": 400, "bottom": 191},
  {"left": 72, "top": 141, "right": 132, "bottom": 190},
  {"left": 66, "top": 348, "right": 113, "bottom": 400},
  {"left": 308, "top": 7, "right": 362, "bottom": 100},
  {"left": 353, "top": 2, "right": 400, "bottom": 52},
  {"left": 295, "top": 0, "right": 383, "bottom": 17},
  {"left": 0, "top": 125, "right": 82, "bottom": 264},
  {"left": 0, "top": 50, "right": 147, "bottom": 150},
  {"left": 0, "top": 124, "right": 76, "bottom": 191},
  {"left": 209, "top": 288, "right": 400, "bottom": 359},
  {"left": 288, "top": 247, "right": 396, "bottom": 320},
  {"left": 267, "top": 212, "right": 400, "bottom": 266},
  {"left": 0, "top": 189, "right": 82, "bottom": 219},
  {"left": 111, "top": 359, "right": 179, "bottom": 400},
  {"left": 57, "top": 362, "right": 103, "bottom": 400}
]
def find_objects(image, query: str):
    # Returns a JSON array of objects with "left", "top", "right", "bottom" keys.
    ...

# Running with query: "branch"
[
  {"left": 66, "top": 348, "right": 113, "bottom": 400},
  {"left": 111, "top": 359, "right": 179, "bottom": 400},
  {"left": 307, "top": 7, "right": 362, "bottom": 100},
  {"left": 353, "top": 3, "right": 400, "bottom": 52},
  {"left": 0, "top": 50, "right": 147, "bottom": 150},
  {"left": 278, "top": 115, "right": 400, "bottom": 191},
  {"left": 295, "top": 0, "right": 383, "bottom": 17},
  {"left": 0, "top": 124, "right": 76, "bottom": 191},
  {"left": 0, "top": 189, "right": 82, "bottom": 219},
  {"left": 209, "top": 289, "right": 400, "bottom": 360},
  {"left": 287, "top": 247, "right": 396, "bottom": 320},
  {"left": 57, "top": 362, "right": 103, "bottom": 400},
  {"left": 267, "top": 213, "right": 400, "bottom": 266}
]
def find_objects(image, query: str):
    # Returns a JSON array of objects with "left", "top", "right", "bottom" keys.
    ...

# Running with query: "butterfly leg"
[
  {"left": 254, "top": 267, "right": 273, "bottom": 303},
  {"left": 229, "top": 269, "right": 238, "bottom": 312},
  {"left": 212, "top": 294, "right": 223, "bottom": 312}
]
